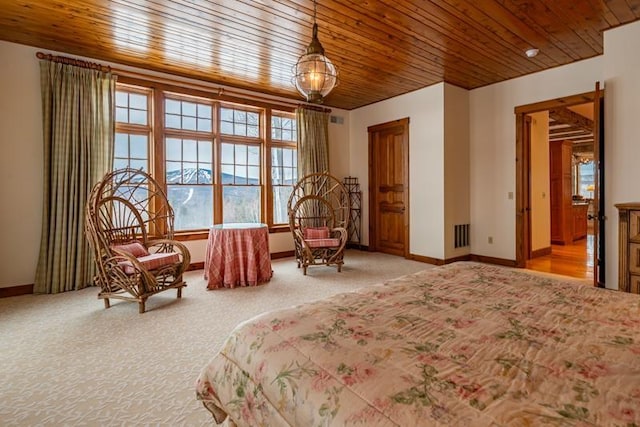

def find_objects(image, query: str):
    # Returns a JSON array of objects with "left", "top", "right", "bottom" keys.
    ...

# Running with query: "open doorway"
[
  {"left": 515, "top": 87, "right": 605, "bottom": 286},
  {"left": 525, "top": 104, "right": 595, "bottom": 279}
]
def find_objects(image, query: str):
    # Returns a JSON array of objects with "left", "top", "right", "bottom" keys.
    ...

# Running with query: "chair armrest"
[{"left": 330, "top": 227, "right": 348, "bottom": 240}]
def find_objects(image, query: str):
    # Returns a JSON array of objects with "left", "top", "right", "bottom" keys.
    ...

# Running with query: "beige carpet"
[{"left": 0, "top": 250, "right": 431, "bottom": 426}]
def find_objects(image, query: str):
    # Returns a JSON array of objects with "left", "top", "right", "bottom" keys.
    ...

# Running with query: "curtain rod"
[
  {"left": 35, "top": 52, "right": 336, "bottom": 112},
  {"left": 297, "top": 103, "right": 332, "bottom": 113},
  {"left": 36, "top": 52, "right": 111, "bottom": 73},
  {"left": 118, "top": 68, "right": 299, "bottom": 110}
]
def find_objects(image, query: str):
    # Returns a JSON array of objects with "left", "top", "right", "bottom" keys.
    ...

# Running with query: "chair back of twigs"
[
  {"left": 85, "top": 168, "right": 176, "bottom": 288},
  {"left": 288, "top": 172, "right": 349, "bottom": 232}
]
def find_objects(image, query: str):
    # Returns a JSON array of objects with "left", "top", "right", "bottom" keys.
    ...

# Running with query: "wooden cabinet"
[
  {"left": 572, "top": 203, "right": 588, "bottom": 241},
  {"left": 616, "top": 202, "right": 640, "bottom": 294},
  {"left": 550, "top": 140, "right": 573, "bottom": 245}
]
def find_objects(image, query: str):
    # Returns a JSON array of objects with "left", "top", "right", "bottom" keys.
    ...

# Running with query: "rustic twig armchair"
[
  {"left": 85, "top": 168, "right": 190, "bottom": 313},
  {"left": 287, "top": 172, "right": 349, "bottom": 275}
]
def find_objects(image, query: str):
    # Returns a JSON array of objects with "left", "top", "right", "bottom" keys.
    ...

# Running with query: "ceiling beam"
[
  {"left": 548, "top": 107, "right": 594, "bottom": 132},
  {"left": 572, "top": 142, "right": 595, "bottom": 152},
  {"left": 549, "top": 137, "right": 594, "bottom": 144},
  {"left": 549, "top": 126, "right": 591, "bottom": 135}
]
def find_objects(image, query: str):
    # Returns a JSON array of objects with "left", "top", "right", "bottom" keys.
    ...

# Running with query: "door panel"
[
  {"left": 368, "top": 119, "right": 409, "bottom": 257},
  {"left": 593, "top": 81, "right": 605, "bottom": 287}
]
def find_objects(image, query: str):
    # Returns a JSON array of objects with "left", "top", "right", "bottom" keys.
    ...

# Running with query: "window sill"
[{"left": 173, "top": 231, "right": 209, "bottom": 241}]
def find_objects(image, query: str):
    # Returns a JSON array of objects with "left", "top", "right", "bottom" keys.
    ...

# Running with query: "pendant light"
[{"left": 292, "top": 0, "right": 338, "bottom": 104}]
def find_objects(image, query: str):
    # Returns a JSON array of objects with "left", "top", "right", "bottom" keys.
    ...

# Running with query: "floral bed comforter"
[{"left": 195, "top": 262, "right": 640, "bottom": 426}]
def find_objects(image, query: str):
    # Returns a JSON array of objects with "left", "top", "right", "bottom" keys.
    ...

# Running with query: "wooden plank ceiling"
[{"left": 0, "top": 0, "right": 639, "bottom": 110}]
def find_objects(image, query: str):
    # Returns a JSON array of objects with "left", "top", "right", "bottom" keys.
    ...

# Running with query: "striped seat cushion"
[
  {"left": 305, "top": 238, "right": 341, "bottom": 248},
  {"left": 303, "top": 226, "right": 330, "bottom": 240},
  {"left": 119, "top": 252, "right": 180, "bottom": 275}
]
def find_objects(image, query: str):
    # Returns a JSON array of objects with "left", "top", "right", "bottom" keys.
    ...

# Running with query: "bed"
[{"left": 195, "top": 262, "right": 640, "bottom": 426}]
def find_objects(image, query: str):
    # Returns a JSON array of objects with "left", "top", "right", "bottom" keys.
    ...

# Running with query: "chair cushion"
[
  {"left": 111, "top": 241, "right": 150, "bottom": 258},
  {"left": 119, "top": 252, "right": 180, "bottom": 275},
  {"left": 305, "top": 238, "right": 341, "bottom": 248},
  {"left": 303, "top": 226, "right": 330, "bottom": 240}
]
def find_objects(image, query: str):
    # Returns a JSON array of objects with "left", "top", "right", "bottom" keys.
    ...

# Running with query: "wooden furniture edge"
[
  {"left": 469, "top": 254, "right": 518, "bottom": 267},
  {"left": 0, "top": 284, "right": 34, "bottom": 298},
  {"left": 409, "top": 254, "right": 472, "bottom": 265},
  {"left": 187, "top": 262, "right": 205, "bottom": 271},
  {"left": 531, "top": 246, "right": 552, "bottom": 258},
  {"left": 271, "top": 250, "right": 295, "bottom": 260}
]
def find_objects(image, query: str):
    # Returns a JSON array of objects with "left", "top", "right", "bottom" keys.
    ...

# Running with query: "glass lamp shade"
[{"left": 293, "top": 52, "right": 337, "bottom": 104}]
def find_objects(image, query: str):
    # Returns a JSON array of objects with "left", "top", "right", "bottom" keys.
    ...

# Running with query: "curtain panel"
[
  {"left": 35, "top": 61, "right": 115, "bottom": 294},
  {"left": 296, "top": 107, "right": 330, "bottom": 178}
]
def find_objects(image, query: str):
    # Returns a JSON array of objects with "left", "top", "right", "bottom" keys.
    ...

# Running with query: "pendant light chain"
[
  {"left": 313, "top": 0, "right": 317, "bottom": 25},
  {"left": 292, "top": 0, "right": 338, "bottom": 104}
]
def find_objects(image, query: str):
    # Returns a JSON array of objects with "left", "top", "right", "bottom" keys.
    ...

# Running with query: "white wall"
[
  {"left": 469, "top": 56, "right": 603, "bottom": 261},
  {"left": 328, "top": 109, "right": 350, "bottom": 180},
  {"left": 603, "top": 21, "right": 640, "bottom": 289},
  {"left": 529, "top": 111, "right": 550, "bottom": 252},
  {"left": 0, "top": 42, "right": 43, "bottom": 288},
  {"left": 350, "top": 83, "right": 446, "bottom": 259},
  {"left": 0, "top": 40, "right": 302, "bottom": 288},
  {"left": 443, "top": 84, "right": 470, "bottom": 259}
]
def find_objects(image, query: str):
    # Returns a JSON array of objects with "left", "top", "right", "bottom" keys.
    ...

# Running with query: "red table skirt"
[{"left": 204, "top": 224, "right": 273, "bottom": 289}]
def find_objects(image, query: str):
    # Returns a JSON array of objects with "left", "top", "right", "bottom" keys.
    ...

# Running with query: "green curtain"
[
  {"left": 34, "top": 61, "right": 115, "bottom": 294},
  {"left": 296, "top": 107, "right": 329, "bottom": 178}
]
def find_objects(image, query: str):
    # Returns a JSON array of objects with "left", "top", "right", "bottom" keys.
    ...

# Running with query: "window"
[
  {"left": 114, "top": 87, "right": 151, "bottom": 172},
  {"left": 165, "top": 98, "right": 212, "bottom": 132},
  {"left": 576, "top": 161, "right": 595, "bottom": 199},
  {"left": 220, "top": 107, "right": 260, "bottom": 137},
  {"left": 115, "top": 86, "right": 153, "bottom": 224},
  {"left": 270, "top": 112, "right": 298, "bottom": 224},
  {"left": 114, "top": 80, "right": 297, "bottom": 234},
  {"left": 164, "top": 96, "right": 215, "bottom": 230},
  {"left": 271, "top": 112, "right": 297, "bottom": 142},
  {"left": 219, "top": 105, "right": 262, "bottom": 223},
  {"left": 221, "top": 142, "right": 261, "bottom": 223}
]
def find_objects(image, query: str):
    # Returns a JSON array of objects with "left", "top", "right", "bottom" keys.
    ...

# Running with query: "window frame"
[
  {"left": 268, "top": 110, "right": 298, "bottom": 228},
  {"left": 574, "top": 159, "right": 595, "bottom": 199},
  {"left": 162, "top": 93, "right": 216, "bottom": 232},
  {"left": 114, "top": 84, "right": 153, "bottom": 172},
  {"left": 115, "top": 77, "right": 297, "bottom": 239}
]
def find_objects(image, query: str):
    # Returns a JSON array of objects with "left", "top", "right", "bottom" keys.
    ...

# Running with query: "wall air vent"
[
  {"left": 330, "top": 115, "right": 344, "bottom": 124},
  {"left": 454, "top": 224, "right": 470, "bottom": 248}
]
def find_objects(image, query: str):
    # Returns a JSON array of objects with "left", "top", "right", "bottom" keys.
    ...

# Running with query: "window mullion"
[
  {"left": 265, "top": 107, "right": 273, "bottom": 226},
  {"left": 152, "top": 88, "right": 168, "bottom": 237},
  {"left": 213, "top": 103, "right": 223, "bottom": 225}
]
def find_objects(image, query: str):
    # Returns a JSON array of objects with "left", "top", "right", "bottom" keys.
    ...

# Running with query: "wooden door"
[
  {"left": 523, "top": 115, "right": 532, "bottom": 259},
  {"left": 592, "top": 82, "right": 605, "bottom": 287},
  {"left": 368, "top": 118, "right": 409, "bottom": 257}
]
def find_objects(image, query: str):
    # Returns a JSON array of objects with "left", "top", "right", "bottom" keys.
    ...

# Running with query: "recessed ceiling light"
[{"left": 525, "top": 48, "right": 539, "bottom": 58}]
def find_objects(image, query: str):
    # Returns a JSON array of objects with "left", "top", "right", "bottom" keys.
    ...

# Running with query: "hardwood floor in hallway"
[{"left": 526, "top": 234, "right": 594, "bottom": 280}]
